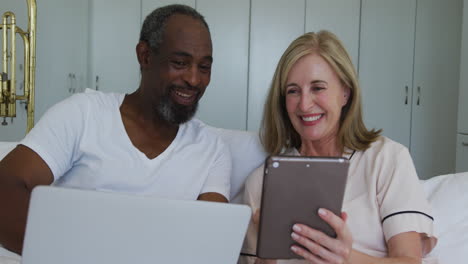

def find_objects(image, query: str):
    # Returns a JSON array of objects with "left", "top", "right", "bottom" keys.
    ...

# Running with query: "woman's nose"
[{"left": 299, "top": 93, "right": 314, "bottom": 112}]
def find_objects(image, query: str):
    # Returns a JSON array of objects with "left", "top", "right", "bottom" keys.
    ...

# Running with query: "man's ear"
[{"left": 136, "top": 41, "right": 151, "bottom": 69}]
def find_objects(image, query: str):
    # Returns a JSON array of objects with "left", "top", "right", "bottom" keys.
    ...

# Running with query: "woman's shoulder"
[
  {"left": 351, "top": 136, "right": 412, "bottom": 168},
  {"left": 245, "top": 164, "right": 265, "bottom": 189},
  {"left": 363, "top": 136, "right": 409, "bottom": 156}
]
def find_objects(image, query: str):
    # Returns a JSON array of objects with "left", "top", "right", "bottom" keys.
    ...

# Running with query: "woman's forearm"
[{"left": 349, "top": 249, "right": 421, "bottom": 264}]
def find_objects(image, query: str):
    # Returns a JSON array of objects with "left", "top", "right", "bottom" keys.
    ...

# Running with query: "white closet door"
[
  {"left": 458, "top": 0, "right": 468, "bottom": 134},
  {"left": 89, "top": 0, "right": 140, "bottom": 94},
  {"left": 247, "top": 0, "right": 305, "bottom": 131},
  {"left": 196, "top": 0, "right": 250, "bottom": 130},
  {"left": 411, "top": 0, "right": 463, "bottom": 178},
  {"left": 358, "top": 0, "right": 416, "bottom": 149},
  {"left": 142, "top": 0, "right": 195, "bottom": 19},
  {"left": 305, "top": 0, "right": 360, "bottom": 66},
  {"left": 456, "top": 134, "right": 468, "bottom": 172},
  {"left": 37, "top": 0, "right": 89, "bottom": 106}
]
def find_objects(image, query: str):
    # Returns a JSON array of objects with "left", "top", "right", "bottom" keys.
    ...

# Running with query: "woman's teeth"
[{"left": 301, "top": 115, "right": 322, "bottom": 122}]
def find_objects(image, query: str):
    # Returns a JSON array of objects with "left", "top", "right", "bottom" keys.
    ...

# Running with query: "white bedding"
[
  {"left": 0, "top": 139, "right": 467, "bottom": 264},
  {"left": 422, "top": 172, "right": 468, "bottom": 263},
  {"left": 0, "top": 255, "right": 20, "bottom": 264}
]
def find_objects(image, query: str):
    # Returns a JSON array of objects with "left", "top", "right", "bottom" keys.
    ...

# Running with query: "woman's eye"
[
  {"left": 286, "top": 89, "right": 298, "bottom": 95},
  {"left": 313, "top": 86, "right": 325, "bottom": 91}
]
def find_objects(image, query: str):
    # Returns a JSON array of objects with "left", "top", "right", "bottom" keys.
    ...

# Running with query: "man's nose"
[{"left": 183, "top": 66, "right": 201, "bottom": 87}]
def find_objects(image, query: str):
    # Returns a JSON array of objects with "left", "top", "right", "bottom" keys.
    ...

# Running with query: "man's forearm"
[
  {"left": 197, "top": 192, "right": 228, "bottom": 203},
  {"left": 0, "top": 178, "right": 32, "bottom": 254}
]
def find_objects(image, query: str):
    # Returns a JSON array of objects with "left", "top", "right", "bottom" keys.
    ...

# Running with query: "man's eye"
[
  {"left": 172, "top": 61, "right": 187, "bottom": 67},
  {"left": 199, "top": 64, "right": 211, "bottom": 72}
]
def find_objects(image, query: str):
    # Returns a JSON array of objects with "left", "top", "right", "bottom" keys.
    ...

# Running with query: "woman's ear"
[{"left": 342, "top": 86, "right": 351, "bottom": 106}]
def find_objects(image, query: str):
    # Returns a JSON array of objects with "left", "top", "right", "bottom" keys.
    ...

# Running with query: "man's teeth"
[
  {"left": 302, "top": 115, "right": 322, "bottom": 122},
  {"left": 175, "top": 91, "right": 191, "bottom": 98}
]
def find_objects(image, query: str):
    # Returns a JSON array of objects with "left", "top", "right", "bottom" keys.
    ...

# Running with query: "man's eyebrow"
[
  {"left": 171, "top": 52, "right": 213, "bottom": 62},
  {"left": 172, "top": 51, "right": 191, "bottom": 57},
  {"left": 204, "top": 56, "right": 213, "bottom": 63}
]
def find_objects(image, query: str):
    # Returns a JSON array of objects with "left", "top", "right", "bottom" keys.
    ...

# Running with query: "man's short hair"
[{"left": 139, "top": 4, "right": 210, "bottom": 53}]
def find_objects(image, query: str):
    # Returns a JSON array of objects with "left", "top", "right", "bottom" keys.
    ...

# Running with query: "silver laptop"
[{"left": 22, "top": 186, "right": 251, "bottom": 264}]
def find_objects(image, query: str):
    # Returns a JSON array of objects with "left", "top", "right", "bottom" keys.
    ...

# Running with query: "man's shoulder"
[
  {"left": 39, "top": 90, "right": 125, "bottom": 127},
  {"left": 77, "top": 89, "right": 124, "bottom": 108},
  {"left": 184, "top": 118, "right": 221, "bottom": 138},
  {"left": 59, "top": 89, "right": 122, "bottom": 107},
  {"left": 180, "top": 119, "right": 228, "bottom": 149}
]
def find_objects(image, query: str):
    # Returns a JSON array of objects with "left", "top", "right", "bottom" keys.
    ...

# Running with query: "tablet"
[{"left": 257, "top": 155, "right": 349, "bottom": 259}]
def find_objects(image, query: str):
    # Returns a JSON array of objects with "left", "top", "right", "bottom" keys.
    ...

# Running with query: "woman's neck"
[{"left": 299, "top": 136, "right": 342, "bottom": 157}]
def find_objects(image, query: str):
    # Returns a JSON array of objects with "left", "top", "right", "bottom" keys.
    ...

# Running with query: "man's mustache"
[{"left": 170, "top": 84, "right": 199, "bottom": 92}]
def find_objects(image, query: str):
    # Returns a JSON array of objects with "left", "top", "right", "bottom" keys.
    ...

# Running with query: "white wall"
[{"left": 0, "top": 0, "right": 465, "bottom": 179}]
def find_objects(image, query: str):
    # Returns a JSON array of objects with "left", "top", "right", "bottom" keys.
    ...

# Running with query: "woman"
[{"left": 241, "top": 31, "right": 437, "bottom": 264}]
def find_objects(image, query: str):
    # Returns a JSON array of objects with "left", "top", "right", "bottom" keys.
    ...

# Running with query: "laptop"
[{"left": 21, "top": 186, "right": 251, "bottom": 264}]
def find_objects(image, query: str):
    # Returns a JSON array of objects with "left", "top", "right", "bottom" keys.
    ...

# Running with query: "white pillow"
[
  {"left": 421, "top": 172, "right": 468, "bottom": 263},
  {"left": 0, "top": 252, "right": 20, "bottom": 264},
  {"left": 0, "top": 142, "right": 17, "bottom": 161},
  {"left": 0, "top": 256, "right": 20, "bottom": 264},
  {"left": 206, "top": 127, "right": 266, "bottom": 203}
]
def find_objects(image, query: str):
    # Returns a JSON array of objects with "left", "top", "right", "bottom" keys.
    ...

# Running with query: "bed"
[{"left": 1, "top": 129, "right": 467, "bottom": 264}]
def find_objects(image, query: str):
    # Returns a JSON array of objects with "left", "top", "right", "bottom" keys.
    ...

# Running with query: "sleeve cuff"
[
  {"left": 382, "top": 211, "right": 437, "bottom": 255},
  {"left": 20, "top": 139, "right": 61, "bottom": 181}
]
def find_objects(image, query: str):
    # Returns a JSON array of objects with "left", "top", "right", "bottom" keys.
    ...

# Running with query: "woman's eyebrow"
[{"left": 311, "top": 80, "right": 327, "bottom": 85}]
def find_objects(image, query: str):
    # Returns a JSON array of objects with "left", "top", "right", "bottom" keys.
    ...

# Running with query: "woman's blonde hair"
[{"left": 260, "top": 30, "right": 381, "bottom": 155}]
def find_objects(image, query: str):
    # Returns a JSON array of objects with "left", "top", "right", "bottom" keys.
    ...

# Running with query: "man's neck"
[
  {"left": 119, "top": 90, "right": 179, "bottom": 159},
  {"left": 122, "top": 90, "right": 178, "bottom": 135}
]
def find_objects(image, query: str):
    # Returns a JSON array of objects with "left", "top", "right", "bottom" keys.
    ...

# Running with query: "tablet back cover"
[{"left": 257, "top": 156, "right": 349, "bottom": 259}]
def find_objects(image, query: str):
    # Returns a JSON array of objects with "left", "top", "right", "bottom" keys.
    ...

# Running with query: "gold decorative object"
[{"left": 0, "top": 0, "right": 36, "bottom": 133}]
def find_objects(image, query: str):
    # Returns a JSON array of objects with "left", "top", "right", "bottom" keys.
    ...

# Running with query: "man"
[{"left": 0, "top": 4, "right": 230, "bottom": 254}]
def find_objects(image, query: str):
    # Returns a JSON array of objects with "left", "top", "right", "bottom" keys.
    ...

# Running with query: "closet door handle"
[
  {"left": 95, "top": 75, "right": 99, "bottom": 91},
  {"left": 405, "top": 86, "right": 408, "bottom": 105},
  {"left": 68, "top": 73, "right": 73, "bottom": 93},
  {"left": 72, "top": 74, "right": 76, "bottom": 93},
  {"left": 416, "top": 86, "right": 421, "bottom": 105}
]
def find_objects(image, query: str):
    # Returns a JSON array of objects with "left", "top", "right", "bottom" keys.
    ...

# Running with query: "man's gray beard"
[{"left": 156, "top": 96, "right": 198, "bottom": 125}]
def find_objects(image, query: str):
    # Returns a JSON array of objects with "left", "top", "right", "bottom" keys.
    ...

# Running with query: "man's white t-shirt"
[{"left": 21, "top": 91, "right": 231, "bottom": 200}]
